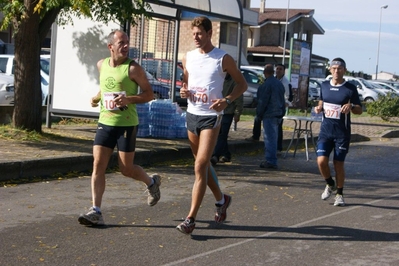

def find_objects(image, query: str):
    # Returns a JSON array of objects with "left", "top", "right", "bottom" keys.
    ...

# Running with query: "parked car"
[
  {"left": 145, "top": 71, "right": 171, "bottom": 99},
  {"left": 326, "top": 75, "right": 384, "bottom": 102},
  {"left": 138, "top": 58, "right": 187, "bottom": 105},
  {"left": 0, "top": 54, "right": 49, "bottom": 105},
  {"left": 240, "top": 65, "right": 264, "bottom": 77},
  {"left": 0, "top": 73, "right": 14, "bottom": 104},
  {"left": 308, "top": 78, "right": 322, "bottom": 101},
  {"left": 369, "top": 81, "right": 399, "bottom": 97},
  {"left": 242, "top": 90, "right": 254, "bottom": 107},
  {"left": 240, "top": 67, "right": 263, "bottom": 107},
  {"left": 371, "top": 80, "right": 399, "bottom": 95},
  {"left": 308, "top": 82, "right": 319, "bottom": 102},
  {"left": 137, "top": 58, "right": 183, "bottom": 86},
  {"left": 374, "top": 80, "right": 399, "bottom": 91}
]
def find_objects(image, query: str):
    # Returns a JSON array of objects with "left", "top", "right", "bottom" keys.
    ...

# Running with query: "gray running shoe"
[
  {"left": 147, "top": 174, "right": 161, "bottom": 206},
  {"left": 78, "top": 207, "right": 104, "bottom": 226},
  {"left": 321, "top": 184, "right": 336, "bottom": 200},
  {"left": 334, "top": 194, "right": 345, "bottom": 206},
  {"left": 176, "top": 218, "right": 196, "bottom": 235},
  {"left": 215, "top": 194, "right": 232, "bottom": 224}
]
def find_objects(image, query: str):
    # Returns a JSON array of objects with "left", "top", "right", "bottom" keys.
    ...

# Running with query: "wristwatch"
[{"left": 225, "top": 98, "right": 232, "bottom": 105}]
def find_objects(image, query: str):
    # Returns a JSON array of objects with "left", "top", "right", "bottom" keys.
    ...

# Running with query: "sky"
[{"left": 250, "top": 0, "right": 399, "bottom": 76}]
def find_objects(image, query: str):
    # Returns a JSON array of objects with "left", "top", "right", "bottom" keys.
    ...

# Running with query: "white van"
[
  {"left": 326, "top": 75, "right": 385, "bottom": 102},
  {"left": 0, "top": 54, "right": 49, "bottom": 105}
]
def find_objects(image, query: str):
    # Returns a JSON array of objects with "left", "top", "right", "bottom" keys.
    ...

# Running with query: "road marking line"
[{"left": 162, "top": 192, "right": 399, "bottom": 266}]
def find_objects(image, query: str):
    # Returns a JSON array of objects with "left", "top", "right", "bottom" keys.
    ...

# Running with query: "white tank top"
[{"left": 186, "top": 47, "right": 226, "bottom": 115}]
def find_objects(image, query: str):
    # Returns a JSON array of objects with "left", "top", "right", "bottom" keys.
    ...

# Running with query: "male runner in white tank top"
[{"left": 177, "top": 16, "right": 248, "bottom": 235}]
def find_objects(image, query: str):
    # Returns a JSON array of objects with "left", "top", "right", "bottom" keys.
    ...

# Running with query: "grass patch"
[
  {"left": 0, "top": 125, "right": 61, "bottom": 142},
  {"left": 0, "top": 118, "right": 97, "bottom": 142},
  {"left": 56, "top": 117, "right": 97, "bottom": 125}
]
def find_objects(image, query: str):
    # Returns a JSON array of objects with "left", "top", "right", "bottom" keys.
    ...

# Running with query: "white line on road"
[{"left": 163, "top": 192, "right": 399, "bottom": 266}]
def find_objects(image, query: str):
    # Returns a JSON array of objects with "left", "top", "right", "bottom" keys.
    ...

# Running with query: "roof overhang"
[
  {"left": 250, "top": 11, "right": 324, "bottom": 35},
  {"left": 145, "top": 0, "right": 244, "bottom": 23}
]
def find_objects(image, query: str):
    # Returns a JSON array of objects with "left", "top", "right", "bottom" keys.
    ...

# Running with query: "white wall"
[{"left": 50, "top": 17, "right": 121, "bottom": 117}]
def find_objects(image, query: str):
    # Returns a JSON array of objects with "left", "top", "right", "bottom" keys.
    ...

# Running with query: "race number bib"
[
  {"left": 189, "top": 87, "right": 210, "bottom": 104},
  {"left": 103, "top": 91, "right": 126, "bottom": 110},
  {"left": 323, "top": 102, "right": 341, "bottom": 119}
]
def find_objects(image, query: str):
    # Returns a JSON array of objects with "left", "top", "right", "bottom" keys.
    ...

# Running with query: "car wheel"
[{"left": 364, "top": 97, "right": 374, "bottom": 103}]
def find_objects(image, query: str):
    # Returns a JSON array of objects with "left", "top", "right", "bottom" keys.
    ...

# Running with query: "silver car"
[
  {"left": 240, "top": 67, "right": 263, "bottom": 107},
  {"left": 0, "top": 74, "right": 14, "bottom": 105}
]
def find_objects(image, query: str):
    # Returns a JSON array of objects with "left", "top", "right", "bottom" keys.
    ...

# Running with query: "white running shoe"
[
  {"left": 321, "top": 184, "right": 336, "bottom": 200},
  {"left": 334, "top": 194, "right": 345, "bottom": 206}
]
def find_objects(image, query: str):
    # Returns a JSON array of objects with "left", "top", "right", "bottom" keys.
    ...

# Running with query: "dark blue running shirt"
[{"left": 319, "top": 80, "right": 362, "bottom": 138}]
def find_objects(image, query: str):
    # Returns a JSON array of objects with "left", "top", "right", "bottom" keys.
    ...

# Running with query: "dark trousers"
[
  {"left": 278, "top": 119, "right": 283, "bottom": 152},
  {"left": 213, "top": 114, "right": 234, "bottom": 160},
  {"left": 252, "top": 116, "right": 262, "bottom": 140}
]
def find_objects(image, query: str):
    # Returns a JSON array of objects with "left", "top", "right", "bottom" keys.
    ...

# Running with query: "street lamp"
[{"left": 375, "top": 4, "right": 388, "bottom": 80}]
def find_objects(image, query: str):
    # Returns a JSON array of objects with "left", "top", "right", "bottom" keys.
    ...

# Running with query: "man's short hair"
[
  {"left": 191, "top": 16, "right": 212, "bottom": 32},
  {"left": 275, "top": 64, "right": 286, "bottom": 70},
  {"left": 330, "top": 57, "right": 346, "bottom": 68},
  {"left": 107, "top": 29, "right": 125, "bottom": 45}
]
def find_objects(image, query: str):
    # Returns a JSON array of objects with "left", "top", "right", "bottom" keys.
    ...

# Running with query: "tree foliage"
[{"left": 0, "top": 0, "right": 150, "bottom": 132}]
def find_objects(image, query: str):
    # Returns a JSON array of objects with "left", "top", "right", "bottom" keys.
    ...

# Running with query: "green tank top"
[{"left": 98, "top": 58, "right": 139, "bottom": 126}]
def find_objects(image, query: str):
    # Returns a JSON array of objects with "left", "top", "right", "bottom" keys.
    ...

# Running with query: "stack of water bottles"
[
  {"left": 136, "top": 102, "right": 151, "bottom": 137},
  {"left": 137, "top": 99, "right": 187, "bottom": 139}
]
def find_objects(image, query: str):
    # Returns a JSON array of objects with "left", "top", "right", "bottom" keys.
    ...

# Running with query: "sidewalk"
[{"left": 1, "top": 116, "right": 398, "bottom": 182}]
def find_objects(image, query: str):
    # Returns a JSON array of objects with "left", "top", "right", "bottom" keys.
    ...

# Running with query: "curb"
[
  {"left": 0, "top": 131, "right": 389, "bottom": 182},
  {"left": 1, "top": 140, "right": 263, "bottom": 182}
]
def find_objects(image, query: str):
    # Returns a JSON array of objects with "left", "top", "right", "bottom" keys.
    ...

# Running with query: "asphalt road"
[{"left": 1, "top": 138, "right": 398, "bottom": 266}]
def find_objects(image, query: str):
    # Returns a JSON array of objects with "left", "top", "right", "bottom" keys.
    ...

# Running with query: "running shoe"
[
  {"left": 220, "top": 156, "right": 231, "bottom": 163},
  {"left": 176, "top": 218, "right": 196, "bottom": 235},
  {"left": 78, "top": 207, "right": 104, "bottom": 226},
  {"left": 334, "top": 194, "right": 345, "bottom": 206},
  {"left": 321, "top": 184, "right": 336, "bottom": 200},
  {"left": 147, "top": 174, "right": 161, "bottom": 206},
  {"left": 215, "top": 194, "right": 232, "bottom": 224},
  {"left": 259, "top": 161, "right": 278, "bottom": 169}
]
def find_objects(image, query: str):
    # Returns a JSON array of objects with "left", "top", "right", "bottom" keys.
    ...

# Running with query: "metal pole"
[
  {"left": 282, "top": 0, "right": 290, "bottom": 66},
  {"left": 375, "top": 5, "right": 388, "bottom": 80}
]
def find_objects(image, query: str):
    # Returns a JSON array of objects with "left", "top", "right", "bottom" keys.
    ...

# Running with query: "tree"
[{"left": 0, "top": 0, "right": 149, "bottom": 132}]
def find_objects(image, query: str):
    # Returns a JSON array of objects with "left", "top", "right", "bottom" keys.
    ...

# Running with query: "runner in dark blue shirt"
[{"left": 314, "top": 58, "right": 362, "bottom": 206}]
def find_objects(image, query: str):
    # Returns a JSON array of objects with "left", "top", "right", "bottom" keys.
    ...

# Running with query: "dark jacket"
[
  {"left": 256, "top": 75, "right": 286, "bottom": 119},
  {"left": 223, "top": 75, "right": 243, "bottom": 116}
]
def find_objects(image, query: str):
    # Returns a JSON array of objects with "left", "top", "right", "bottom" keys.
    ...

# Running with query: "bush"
[{"left": 366, "top": 92, "right": 399, "bottom": 121}]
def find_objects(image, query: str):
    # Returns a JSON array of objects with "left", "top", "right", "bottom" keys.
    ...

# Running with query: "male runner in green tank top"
[{"left": 78, "top": 30, "right": 161, "bottom": 226}]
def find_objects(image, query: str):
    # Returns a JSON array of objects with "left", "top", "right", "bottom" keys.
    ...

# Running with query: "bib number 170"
[{"left": 190, "top": 92, "right": 208, "bottom": 104}]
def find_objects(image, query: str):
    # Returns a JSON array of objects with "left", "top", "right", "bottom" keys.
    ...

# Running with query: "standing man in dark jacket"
[{"left": 257, "top": 64, "right": 286, "bottom": 169}]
